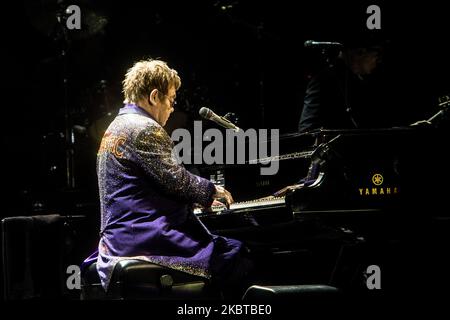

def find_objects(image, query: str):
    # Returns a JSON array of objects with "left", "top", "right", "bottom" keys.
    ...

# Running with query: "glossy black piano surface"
[
  {"left": 195, "top": 127, "right": 450, "bottom": 293},
  {"left": 195, "top": 126, "right": 449, "bottom": 245},
  {"left": 198, "top": 126, "right": 449, "bottom": 216}
]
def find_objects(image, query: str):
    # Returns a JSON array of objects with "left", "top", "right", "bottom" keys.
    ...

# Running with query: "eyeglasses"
[{"left": 159, "top": 91, "right": 177, "bottom": 108}]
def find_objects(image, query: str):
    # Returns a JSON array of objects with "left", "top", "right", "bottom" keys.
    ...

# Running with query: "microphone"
[
  {"left": 199, "top": 107, "right": 241, "bottom": 131},
  {"left": 304, "top": 40, "right": 343, "bottom": 48}
]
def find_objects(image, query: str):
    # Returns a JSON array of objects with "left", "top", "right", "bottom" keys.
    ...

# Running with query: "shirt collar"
[{"left": 119, "top": 103, "right": 155, "bottom": 120}]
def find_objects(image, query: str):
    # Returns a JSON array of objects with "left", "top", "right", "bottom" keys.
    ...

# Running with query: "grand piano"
[{"left": 195, "top": 126, "right": 450, "bottom": 291}]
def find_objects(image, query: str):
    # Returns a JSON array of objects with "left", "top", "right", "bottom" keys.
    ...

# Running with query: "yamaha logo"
[
  {"left": 358, "top": 173, "right": 399, "bottom": 196},
  {"left": 372, "top": 173, "right": 383, "bottom": 186}
]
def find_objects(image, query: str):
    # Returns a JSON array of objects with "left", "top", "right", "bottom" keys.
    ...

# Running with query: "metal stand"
[{"left": 55, "top": 9, "right": 75, "bottom": 189}]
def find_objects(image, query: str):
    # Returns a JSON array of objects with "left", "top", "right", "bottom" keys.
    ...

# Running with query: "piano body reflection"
[{"left": 194, "top": 127, "right": 450, "bottom": 291}]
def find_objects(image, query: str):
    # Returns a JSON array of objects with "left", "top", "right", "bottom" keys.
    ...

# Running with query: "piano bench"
[
  {"left": 80, "top": 259, "right": 220, "bottom": 300},
  {"left": 242, "top": 284, "right": 340, "bottom": 301}
]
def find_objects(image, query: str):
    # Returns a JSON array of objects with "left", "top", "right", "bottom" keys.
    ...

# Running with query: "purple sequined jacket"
[{"left": 83, "top": 104, "right": 243, "bottom": 290}]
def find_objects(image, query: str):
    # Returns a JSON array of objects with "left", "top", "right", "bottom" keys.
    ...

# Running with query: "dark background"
[
  {"left": 2, "top": 0, "right": 449, "bottom": 216},
  {"left": 0, "top": 0, "right": 449, "bottom": 303}
]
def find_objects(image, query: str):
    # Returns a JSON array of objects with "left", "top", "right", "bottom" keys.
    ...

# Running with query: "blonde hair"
[{"left": 122, "top": 59, "right": 181, "bottom": 104}]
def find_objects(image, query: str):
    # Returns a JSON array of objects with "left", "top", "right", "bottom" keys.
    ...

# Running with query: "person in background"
[{"left": 299, "top": 37, "right": 400, "bottom": 132}]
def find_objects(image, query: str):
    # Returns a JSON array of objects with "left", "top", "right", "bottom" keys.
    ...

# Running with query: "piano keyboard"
[
  {"left": 194, "top": 196, "right": 286, "bottom": 214},
  {"left": 229, "top": 196, "right": 286, "bottom": 210}
]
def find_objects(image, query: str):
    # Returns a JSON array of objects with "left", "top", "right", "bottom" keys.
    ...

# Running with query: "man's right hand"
[{"left": 212, "top": 185, "right": 234, "bottom": 208}]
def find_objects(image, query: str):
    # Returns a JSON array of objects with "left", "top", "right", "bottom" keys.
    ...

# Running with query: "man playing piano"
[{"left": 82, "top": 59, "right": 251, "bottom": 298}]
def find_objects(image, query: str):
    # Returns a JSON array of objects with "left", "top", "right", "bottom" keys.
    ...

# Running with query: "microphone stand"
[
  {"left": 319, "top": 45, "right": 359, "bottom": 129},
  {"left": 55, "top": 8, "right": 76, "bottom": 189},
  {"left": 257, "top": 21, "right": 265, "bottom": 128}
]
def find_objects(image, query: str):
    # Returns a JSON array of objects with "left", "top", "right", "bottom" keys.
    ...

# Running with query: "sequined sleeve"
[{"left": 134, "top": 124, "right": 215, "bottom": 207}]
